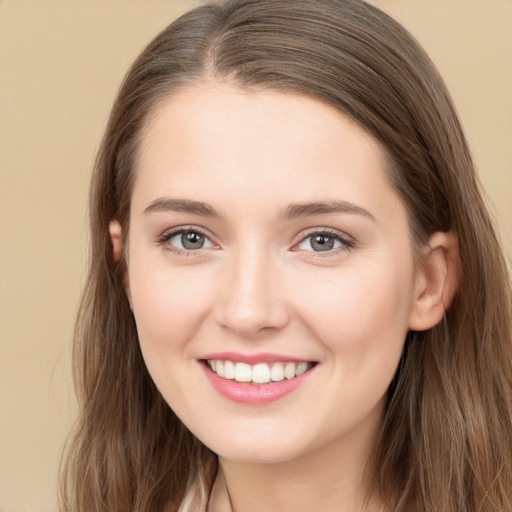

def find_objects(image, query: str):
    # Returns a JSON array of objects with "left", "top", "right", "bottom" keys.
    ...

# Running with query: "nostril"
[{"left": 216, "top": 307, "right": 289, "bottom": 336}]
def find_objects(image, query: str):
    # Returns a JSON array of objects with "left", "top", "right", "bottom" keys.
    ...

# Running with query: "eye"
[
  {"left": 159, "top": 227, "right": 215, "bottom": 253},
  {"left": 295, "top": 230, "right": 354, "bottom": 253}
]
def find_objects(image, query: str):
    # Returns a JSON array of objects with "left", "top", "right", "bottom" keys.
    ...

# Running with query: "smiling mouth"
[{"left": 205, "top": 359, "right": 316, "bottom": 385}]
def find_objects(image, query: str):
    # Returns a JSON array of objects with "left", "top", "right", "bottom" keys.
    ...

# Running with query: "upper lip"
[{"left": 200, "top": 352, "right": 315, "bottom": 364}]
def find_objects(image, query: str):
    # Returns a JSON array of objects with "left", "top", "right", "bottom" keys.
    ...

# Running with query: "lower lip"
[{"left": 201, "top": 363, "right": 314, "bottom": 405}]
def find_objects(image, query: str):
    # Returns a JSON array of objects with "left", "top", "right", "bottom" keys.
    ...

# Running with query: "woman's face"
[{"left": 121, "top": 83, "right": 427, "bottom": 464}]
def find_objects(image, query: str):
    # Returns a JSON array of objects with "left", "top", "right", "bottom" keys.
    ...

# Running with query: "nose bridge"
[{"left": 216, "top": 239, "right": 288, "bottom": 336}]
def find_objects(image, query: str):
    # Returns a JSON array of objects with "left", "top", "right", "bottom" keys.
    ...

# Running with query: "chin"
[{"left": 200, "top": 427, "right": 316, "bottom": 465}]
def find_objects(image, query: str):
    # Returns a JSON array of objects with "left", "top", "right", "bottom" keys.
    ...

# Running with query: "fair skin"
[{"left": 110, "top": 83, "right": 454, "bottom": 512}]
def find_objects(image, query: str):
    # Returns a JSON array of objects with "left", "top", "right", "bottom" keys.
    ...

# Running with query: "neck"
[{"left": 209, "top": 409, "right": 386, "bottom": 512}]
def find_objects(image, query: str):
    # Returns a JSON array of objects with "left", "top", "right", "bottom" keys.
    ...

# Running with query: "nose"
[{"left": 214, "top": 245, "right": 290, "bottom": 338}]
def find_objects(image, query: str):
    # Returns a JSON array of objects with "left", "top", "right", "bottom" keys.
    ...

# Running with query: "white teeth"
[
  {"left": 235, "top": 362, "right": 252, "bottom": 382},
  {"left": 216, "top": 360, "right": 225, "bottom": 378},
  {"left": 284, "top": 362, "right": 296, "bottom": 380},
  {"left": 207, "top": 359, "right": 312, "bottom": 384},
  {"left": 252, "top": 363, "right": 271, "bottom": 384},
  {"left": 270, "top": 363, "right": 285, "bottom": 382},
  {"left": 296, "top": 362, "right": 308, "bottom": 376},
  {"left": 224, "top": 360, "right": 235, "bottom": 380}
]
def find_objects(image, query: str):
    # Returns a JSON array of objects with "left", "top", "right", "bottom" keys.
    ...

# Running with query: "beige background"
[{"left": 1, "top": 1, "right": 510, "bottom": 510}]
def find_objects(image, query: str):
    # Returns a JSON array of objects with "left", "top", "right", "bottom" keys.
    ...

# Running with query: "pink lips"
[{"left": 200, "top": 352, "right": 315, "bottom": 405}]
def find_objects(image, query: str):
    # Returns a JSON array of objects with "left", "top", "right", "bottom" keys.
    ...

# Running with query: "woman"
[{"left": 60, "top": 0, "right": 512, "bottom": 511}]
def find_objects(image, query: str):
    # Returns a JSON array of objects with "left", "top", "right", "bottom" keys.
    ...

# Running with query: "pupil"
[
  {"left": 312, "top": 235, "right": 334, "bottom": 251},
  {"left": 182, "top": 232, "right": 204, "bottom": 250}
]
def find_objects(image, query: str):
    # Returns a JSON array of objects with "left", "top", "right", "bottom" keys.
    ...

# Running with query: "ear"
[
  {"left": 109, "top": 219, "right": 124, "bottom": 262},
  {"left": 408, "top": 231, "right": 459, "bottom": 331},
  {"left": 109, "top": 220, "right": 133, "bottom": 310}
]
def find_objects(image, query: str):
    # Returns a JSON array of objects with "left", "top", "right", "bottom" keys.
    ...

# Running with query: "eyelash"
[
  {"left": 293, "top": 228, "right": 355, "bottom": 257},
  {"left": 156, "top": 226, "right": 355, "bottom": 256},
  {"left": 157, "top": 225, "right": 215, "bottom": 256}
]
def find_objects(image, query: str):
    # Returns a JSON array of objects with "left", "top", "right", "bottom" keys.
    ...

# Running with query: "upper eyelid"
[
  {"left": 157, "top": 225, "right": 217, "bottom": 247},
  {"left": 293, "top": 227, "right": 354, "bottom": 243},
  {"left": 160, "top": 225, "right": 212, "bottom": 238}
]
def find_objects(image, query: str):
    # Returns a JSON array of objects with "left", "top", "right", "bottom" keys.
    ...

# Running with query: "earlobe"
[
  {"left": 408, "top": 231, "right": 459, "bottom": 331},
  {"left": 109, "top": 220, "right": 133, "bottom": 310}
]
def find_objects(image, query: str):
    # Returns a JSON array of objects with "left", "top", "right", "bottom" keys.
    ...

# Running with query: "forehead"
[
  {"left": 138, "top": 82, "right": 383, "bottom": 165},
  {"left": 132, "top": 82, "right": 403, "bottom": 224}
]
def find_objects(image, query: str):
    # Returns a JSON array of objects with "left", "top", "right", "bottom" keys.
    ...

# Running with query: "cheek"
[
  {"left": 127, "top": 260, "right": 217, "bottom": 413},
  {"left": 128, "top": 259, "right": 214, "bottom": 356},
  {"left": 290, "top": 260, "right": 414, "bottom": 357},
  {"left": 289, "top": 263, "right": 414, "bottom": 428}
]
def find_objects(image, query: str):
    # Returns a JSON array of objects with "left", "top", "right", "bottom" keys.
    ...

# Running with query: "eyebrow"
[
  {"left": 280, "top": 200, "right": 376, "bottom": 221},
  {"left": 143, "top": 197, "right": 375, "bottom": 222},
  {"left": 143, "top": 198, "right": 221, "bottom": 217}
]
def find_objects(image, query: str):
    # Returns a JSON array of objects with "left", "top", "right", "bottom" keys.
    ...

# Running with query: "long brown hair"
[{"left": 60, "top": 1, "right": 512, "bottom": 510}]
